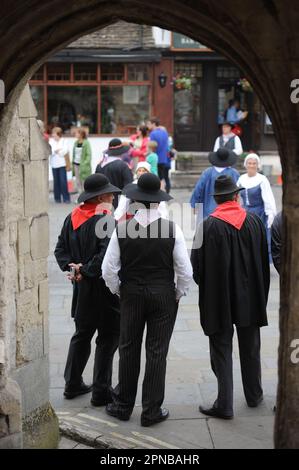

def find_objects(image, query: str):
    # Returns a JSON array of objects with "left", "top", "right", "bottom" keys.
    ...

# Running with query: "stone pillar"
[{"left": 0, "top": 85, "right": 59, "bottom": 448}]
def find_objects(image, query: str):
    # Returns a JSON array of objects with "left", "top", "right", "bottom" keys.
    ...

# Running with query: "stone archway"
[{"left": 0, "top": 0, "right": 298, "bottom": 448}]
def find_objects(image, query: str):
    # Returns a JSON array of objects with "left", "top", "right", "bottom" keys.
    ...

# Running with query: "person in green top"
[
  {"left": 73, "top": 128, "right": 92, "bottom": 193},
  {"left": 146, "top": 140, "right": 159, "bottom": 176}
]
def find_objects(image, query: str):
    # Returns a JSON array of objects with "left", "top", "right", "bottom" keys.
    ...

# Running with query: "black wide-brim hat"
[
  {"left": 78, "top": 174, "right": 121, "bottom": 203},
  {"left": 212, "top": 175, "right": 244, "bottom": 196},
  {"left": 123, "top": 173, "right": 173, "bottom": 203},
  {"left": 208, "top": 147, "right": 237, "bottom": 168},
  {"left": 107, "top": 138, "right": 131, "bottom": 157}
]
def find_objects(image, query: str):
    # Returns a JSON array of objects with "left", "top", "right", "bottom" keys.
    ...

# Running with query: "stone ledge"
[{"left": 59, "top": 421, "right": 135, "bottom": 449}]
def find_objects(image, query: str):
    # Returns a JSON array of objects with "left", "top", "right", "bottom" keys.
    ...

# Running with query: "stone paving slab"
[{"left": 49, "top": 188, "right": 281, "bottom": 449}]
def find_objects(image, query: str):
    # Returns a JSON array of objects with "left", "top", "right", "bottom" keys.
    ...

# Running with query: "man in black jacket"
[
  {"left": 96, "top": 138, "right": 133, "bottom": 208},
  {"left": 191, "top": 175, "right": 270, "bottom": 419},
  {"left": 55, "top": 174, "right": 121, "bottom": 405},
  {"left": 271, "top": 211, "right": 282, "bottom": 274}
]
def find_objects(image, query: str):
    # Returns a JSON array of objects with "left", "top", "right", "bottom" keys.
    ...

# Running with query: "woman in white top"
[
  {"left": 114, "top": 161, "right": 168, "bottom": 222},
  {"left": 49, "top": 127, "right": 70, "bottom": 203},
  {"left": 237, "top": 153, "right": 277, "bottom": 259}
]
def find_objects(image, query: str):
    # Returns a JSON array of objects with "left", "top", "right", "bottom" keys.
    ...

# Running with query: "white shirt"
[
  {"left": 237, "top": 172, "right": 277, "bottom": 226},
  {"left": 213, "top": 134, "right": 243, "bottom": 155},
  {"left": 102, "top": 209, "right": 193, "bottom": 300},
  {"left": 49, "top": 137, "right": 69, "bottom": 168}
]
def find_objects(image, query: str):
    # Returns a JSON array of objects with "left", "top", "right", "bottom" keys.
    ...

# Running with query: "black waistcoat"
[{"left": 117, "top": 217, "right": 176, "bottom": 287}]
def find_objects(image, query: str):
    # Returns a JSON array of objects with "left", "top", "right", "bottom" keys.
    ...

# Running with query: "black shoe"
[
  {"left": 199, "top": 405, "right": 233, "bottom": 420},
  {"left": 247, "top": 396, "right": 263, "bottom": 408},
  {"left": 91, "top": 397, "right": 110, "bottom": 407},
  {"left": 141, "top": 408, "right": 169, "bottom": 427},
  {"left": 105, "top": 403, "right": 131, "bottom": 421},
  {"left": 64, "top": 382, "right": 92, "bottom": 399}
]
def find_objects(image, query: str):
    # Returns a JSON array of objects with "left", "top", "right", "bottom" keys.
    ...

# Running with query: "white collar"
[{"left": 134, "top": 208, "right": 161, "bottom": 227}]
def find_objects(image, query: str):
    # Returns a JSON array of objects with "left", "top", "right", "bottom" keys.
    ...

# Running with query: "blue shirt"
[
  {"left": 190, "top": 167, "right": 240, "bottom": 219},
  {"left": 150, "top": 128, "right": 169, "bottom": 165},
  {"left": 226, "top": 106, "right": 239, "bottom": 124}
]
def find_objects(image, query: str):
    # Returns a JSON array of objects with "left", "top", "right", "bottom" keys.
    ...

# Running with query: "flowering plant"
[
  {"left": 172, "top": 74, "right": 192, "bottom": 90},
  {"left": 237, "top": 78, "right": 253, "bottom": 92}
]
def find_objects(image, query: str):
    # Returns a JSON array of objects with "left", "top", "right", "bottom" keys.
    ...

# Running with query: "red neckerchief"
[
  {"left": 211, "top": 200, "right": 246, "bottom": 230},
  {"left": 71, "top": 203, "right": 112, "bottom": 230}
]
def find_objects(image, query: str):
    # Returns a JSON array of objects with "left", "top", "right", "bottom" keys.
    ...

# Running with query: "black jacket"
[
  {"left": 191, "top": 212, "right": 269, "bottom": 336},
  {"left": 54, "top": 213, "right": 119, "bottom": 325},
  {"left": 271, "top": 211, "right": 282, "bottom": 274},
  {"left": 95, "top": 160, "right": 133, "bottom": 208}
]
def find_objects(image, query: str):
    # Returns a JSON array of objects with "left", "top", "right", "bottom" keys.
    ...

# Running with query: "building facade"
[{"left": 29, "top": 22, "right": 276, "bottom": 152}]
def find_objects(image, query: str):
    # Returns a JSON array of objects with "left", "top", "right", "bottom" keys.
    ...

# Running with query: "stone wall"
[{"left": 0, "top": 85, "right": 58, "bottom": 448}]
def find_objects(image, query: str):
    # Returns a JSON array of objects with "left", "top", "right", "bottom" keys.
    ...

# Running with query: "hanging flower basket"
[
  {"left": 237, "top": 78, "right": 253, "bottom": 93},
  {"left": 172, "top": 74, "right": 192, "bottom": 91}
]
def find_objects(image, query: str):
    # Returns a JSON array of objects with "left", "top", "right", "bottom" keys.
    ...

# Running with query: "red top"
[
  {"left": 71, "top": 203, "right": 112, "bottom": 230},
  {"left": 210, "top": 200, "right": 246, "bottom": 230},
  {"left": 130, "top": 135, "right": 149, "bottom": 162}
]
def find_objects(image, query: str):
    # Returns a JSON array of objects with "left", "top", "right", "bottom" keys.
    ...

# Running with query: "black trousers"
[
  {"left": 157, "top": 163, "right": 171, "bottom": 193},
  {"left": 64, "top": 307, "right": 120, "bottom": 401},
  {"left": 209, "top": 325, "right": 263, "bottom": 415},
  {"left": 111, "top": 285, "right": 178, "bottom": 420}
]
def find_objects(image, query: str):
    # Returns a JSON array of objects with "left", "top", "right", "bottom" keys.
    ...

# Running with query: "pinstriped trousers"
[{"left": 111, "top": 284, "right": 178, "bottom": 420}]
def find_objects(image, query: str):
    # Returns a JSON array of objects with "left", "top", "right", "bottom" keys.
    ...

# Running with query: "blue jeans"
[{"left": 52, "top": 167, "right": 70, "bottom": 203}]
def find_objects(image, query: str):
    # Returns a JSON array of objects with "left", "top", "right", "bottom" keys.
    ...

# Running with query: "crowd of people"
[
  {"left": 48, "top": 117, "right": 174, "bottom": 205},
  {"left": 51, "top": 113, "right": 279, "bottom": 428}
]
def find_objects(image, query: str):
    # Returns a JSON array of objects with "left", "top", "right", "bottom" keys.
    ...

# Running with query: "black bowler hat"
[
  {"left": 123, "top": 173, "right": 173, "bottom": 203},
  {"left": 222, "top": 121, "right": 235, "bottom": 128},
  {"left": 208, "top": 147, "right": 237, "bottom": 168},
  {"left": 212, "top": 175, "right": 244, "bottom": 196},
  {"left": 78, "top": 174, "right": 121, "bottom": 203},
  {"left": 107, "top": 138, "right": 131, "bottom": 156}
]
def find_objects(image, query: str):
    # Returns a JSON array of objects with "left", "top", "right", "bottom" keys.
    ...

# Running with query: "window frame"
[{"left": 29, "top": 63, "right": 152, "bottom": 136}]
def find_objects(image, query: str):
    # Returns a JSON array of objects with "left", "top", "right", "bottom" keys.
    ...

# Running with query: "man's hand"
[{"left": 67, "top": 263, "right": 83, "bottom": 282}]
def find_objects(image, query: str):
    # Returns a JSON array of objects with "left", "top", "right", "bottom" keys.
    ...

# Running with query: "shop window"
[
  {"left": 31, "top": 66, "right": 44, "bottom": 81},
  {"left": 217, "top": 66, "right": 240, "bottom": 79},
  {"left": 174, "top": 62, "right": 203, "bottom": 78},
  {"left": 128, "top": 64, "right": 150, "bottom": 81},
  {"left": 101, "top": 85, "right": 150, "bottom": 134},
  {"left": 101, "top": 64, "right": 124, "bottom": 81},
  {"left": 74, "top": 63, "right": 97, "bottom": 81},
  {"left": 47, "top": 63, "right": 71, "bottom": 81},
  {"left": 47, "top": 86, "right": 97, "bottom": 134},
  {"left": 30, "top": 86, "right": 44, "bottom": 120}
]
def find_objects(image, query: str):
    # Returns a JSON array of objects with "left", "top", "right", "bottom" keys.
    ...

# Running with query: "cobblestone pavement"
[{"left": 49, "top": 186, "right": 282, "bottom": 449}]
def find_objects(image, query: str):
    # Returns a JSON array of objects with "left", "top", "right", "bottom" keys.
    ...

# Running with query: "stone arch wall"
[{"left": 0, "top": 0, "right": 299, "bottom": 447}]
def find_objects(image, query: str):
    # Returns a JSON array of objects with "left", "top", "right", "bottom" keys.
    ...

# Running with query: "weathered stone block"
[
  {"left": 12, "top": 118, "right": 29, "bottom": 163},
  {"left": 30, "top": 215, "right": 49, "bottom": 260},
  {"left": 17, "top": 219, "right": 30, "bottom": 257},
  {"left": 23, "top": 253, "right": 34, "bottom": 289},
  {"left": 22, "top": 402, "right": 59, "bottom": 449},
  {"left": 7, "top": 165, "right": 24, "bottom": 220},
  {"left": 24, "top": 161, "right": 48, "bottom": 217},
  {"left": 16, "top": 324, "right": 43, "bottom": 365},
  {"left": 33, "top": 259, "right": 47, "bottom": 283},
  {"left": 18, "top": 85, "right": 37, "bottom": 119},
  {"left": 0, "top": 339, "right": 5, "bottom": 365},
  {"left": 9, "top": 222, "right": 18, "bottom": 246},
  {"left": 38, "top": 279, "right": 48, "bottom": 314},
  {"left": 12, "top": 356, "right": 49, "bottom": 416},
  {"left": 0, "top": 378, "right": 22, "bottom": 436},
  {"left": 29, "top": 118, "right": 50, "bottom": 161}
]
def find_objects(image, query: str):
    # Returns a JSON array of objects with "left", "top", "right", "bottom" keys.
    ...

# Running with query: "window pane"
[
  {"left": 74, "top": 63, "right": 97, "bottom": 81},
  {"left": 47, "top": 63, "right": 70, "bottom": 81},
  {"left": 217, "top": 66, "right": 240, "bottom": 79},
  {"left": 174, "top": 62, "right": 203, "bottom": 78},
  {"left": 101, "top": 64, "right": 124, "bottom": 81},
  {"left": 47, "top": 86, "right": 97, "bottom": 134},
  {"left": 128, "top": 64, "right": 150, "bottom": 81},
  {"left": 30, "top": 86, "right": 44, "bottom": 120},
  {"left": 31, "top": 66, "right": 44, "bottom": 81},
  {"left": 101, "top": 86, "right": 149, "bottom": 134}
]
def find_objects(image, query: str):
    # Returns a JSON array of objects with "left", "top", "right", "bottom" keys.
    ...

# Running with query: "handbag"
[{"left": 64, "top": 152, "right": 71, "bottom": 172}]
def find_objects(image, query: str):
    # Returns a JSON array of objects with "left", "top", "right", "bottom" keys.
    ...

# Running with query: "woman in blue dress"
[{"left": 237, "top": 153, "right": 277, "bottom": 259}]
